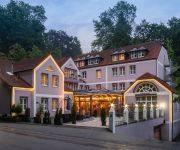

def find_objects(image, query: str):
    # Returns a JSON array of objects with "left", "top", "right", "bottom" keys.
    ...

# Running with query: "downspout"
[{"left": 172, "top": 93, "right": 174, "bottom": 141}]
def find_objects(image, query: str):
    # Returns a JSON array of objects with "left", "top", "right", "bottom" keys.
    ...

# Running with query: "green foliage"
[
  {"left": 45, "top": 30, "right": 82, "bottom": 57},
  {"left": 8, "top": 43, "right": 27, "bottom": 60},
  {"left": 15, "top": 104, "right": 22, "bottom": 114},
  {"left": 0, "top": 0, "right": 46, "bottom": 53},
  {"left": 0, "top": 1, "right": 82, "bottom": 59},
  {"left": 28, "top": 45, "right": 42, "bottom": 58},
  {"left": 11, "top": 104, "right": 16, "bottom": 113},
  {"left": 101, "top": 107, "right": 106, "bottom": 126},
  {"left": 37, "top": 104, "right": 44, "bottom": 114},
  {"left": 71, "top": 103, "right": 76, "bottom": 124},
  {"left": 54, "top": 108, "right": 63, "bottom": 125},
  {"left": 92, "top": 1, "right": 136, "bottom": 50}
]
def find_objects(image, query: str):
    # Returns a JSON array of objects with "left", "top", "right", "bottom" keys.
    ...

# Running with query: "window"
[
  {"left": 80, "top": 85, "right": 83, "bottom": 90},
  {"left": 119, "top": 83, "right": 125, "bottom": 91},
  {"left": 112, "top": 55, "right": 118, "bottom": 61},
  {"left": 52, "top": 75, "right": 59, "bottom": 87},
  {"left": 82, "top": 71, "right": 86, "bottom": 79},
  {"left": 96, "top": 84, "right": 101, "bottom": 90},
  {"left": 96, "top": 70, "right": 102, "bottom": 78},
  {"left": 135, "top": 83, "right": 158, "bottom": 93},
  {"left": 112, "top": 68, "right": 118, "bottom": 76},
  {"left": 85, "top": 85, "right": 89, "bottom": 90},
  {"left": 138, "top": 51, "right": 145, "bottom": 58},
  {"left": 112, "top": 83, "right": 118, "bottom": 91},
  {"left": 131, "top": 51, "right": 145, "bottom": 59},
  {"left": 119, "top": 54, "right": 125, "bottom": 60},
  {"left": 94, "top": 58, "right": 99, "bottom": 64},
  {"left": 41, "top": 98, "right": 48, "bottom": 112},
  {"left": 80, "top": 61, "right": 85, "bottom": 67},
  {"left": 129, "top": 65, "right": 136, "bottom": 75},
  {"left": 52, "top": 98, "right": 58, "bottom": 110},
  {"left": 41, "top": 73, "right": 48, "bottom": 86},
  {"left": 20, "top": 97, "right": 28, "bottom": 112},
  {"left": 131, "top": 51, "right": 138, "bottom": 59},
  {"left": 119, "top": 67, "right": 125, "bottom": 76}
]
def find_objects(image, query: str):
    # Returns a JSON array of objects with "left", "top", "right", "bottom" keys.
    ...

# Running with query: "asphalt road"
[{"left": 0, "top": 123, "right": 180, "bottom": 150}]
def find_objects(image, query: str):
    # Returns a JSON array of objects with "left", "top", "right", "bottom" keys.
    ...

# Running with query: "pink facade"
[{"left": 78, "top": 46, "right": 169, "bottom": 92}]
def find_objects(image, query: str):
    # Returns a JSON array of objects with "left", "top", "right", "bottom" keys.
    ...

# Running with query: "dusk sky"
[{"left": 1, "top": 0, "right": 180, "bottom": 53}]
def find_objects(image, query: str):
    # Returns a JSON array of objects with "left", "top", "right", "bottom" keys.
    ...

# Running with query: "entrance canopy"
[{"left": 74, "top": 89, "right": 123, "bottom": 117}]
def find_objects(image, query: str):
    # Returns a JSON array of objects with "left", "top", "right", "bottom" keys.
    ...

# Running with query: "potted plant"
[
  {"left": 15, "top": 104, "right": 22, "bottom": 122},
  {"left": 54, "top": 108, "right": 63, "bottom": 125},
  {"left": 71, "top": 103, "right": 76, "bottom": 124},
  {"left": 36, "top": 104, "right": 44, "bottom": 123},
  {"left": 24, "top": 108, "right": 30, "bottom": 122},
  {"left": 101, "top": 107, "right": 106, "bottom": 126},
  {"left": 11, "top": 104, "right": 16, "bottom": 117}
]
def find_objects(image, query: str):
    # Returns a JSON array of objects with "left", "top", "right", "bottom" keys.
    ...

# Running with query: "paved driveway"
[{"left": 0, "top": 123, "right": 180, "bottom": 150}]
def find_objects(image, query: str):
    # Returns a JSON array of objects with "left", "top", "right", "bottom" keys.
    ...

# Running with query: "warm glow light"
[
  {"left": 151, "top": 104, "right": 153, "bottom": 108},
  {"left": 156, "top": 104, "right": 159, "bottom": 108},
  {"left": 110, "top": 103, "right": 114, "bottom": 107},
  {"left": 160, "top": 103, "right": 165, "bottom": 109},
  {"left": 143, "top": 104, "right": 146, "bottom": 107},
  {"left": 135, "top": 104, "right": 138, "bottom": 107},
  {"left": 125, "top": 104, "right": 128, "bottom": 108}
]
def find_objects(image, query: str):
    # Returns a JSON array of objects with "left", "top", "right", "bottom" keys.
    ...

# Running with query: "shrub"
[
  {"left": 71, "top": 103, "right": 76, "bottom": 124},
  {"left": 54, "top": 108, "right": 63, "bottom": 125},
  {"left": 43, "top": 111, "right": 51, "bottom": 124},
  {"left": 11, "top": 104, "right": 16, "bottom": 113},
  {"left": 101, "top": 107, "right": 106, "bottom": 126},
  {"left": 15, "top": 104, "right": 22, "bottom": 115}
]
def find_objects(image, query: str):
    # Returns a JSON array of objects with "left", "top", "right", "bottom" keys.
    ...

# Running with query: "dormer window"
[
  {"left": 88, "top": 58, "right": 99, "bottom": 65},
  {"left": 119, "top": 54, "right": 125, "bottom": 60},
  {"left": 112, "top": 55, "right": 118, "bottom": 61},
  {"left": 79, "top": 61, "right": 85, "bottom": 67},
  {"left": 138, "top": 51, "right": 145, "bottom": 58},
  {"left": 131, "top": 51, "right": 138, "bottom": 59}
]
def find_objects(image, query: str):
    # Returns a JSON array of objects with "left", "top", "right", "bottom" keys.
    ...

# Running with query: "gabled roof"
[
  {"left": 0, "top": 59, "right": 31, "bottom": 88},
  {"left": 74, "top": 41, "right": 163, "bottom": 69},
  {"left": 56, "top": 57, "right": 70, "bottom": 67},
  {"left": 137, "top": 73, "right": 175, "bottom": 93},
  {"left": 13, "top": 54, "right": 50, "bottom": 73}
]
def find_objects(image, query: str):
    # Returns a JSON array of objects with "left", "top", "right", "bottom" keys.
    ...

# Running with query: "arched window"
[{"left": 135, "top": 82, "right": 158, "bottom": 93}]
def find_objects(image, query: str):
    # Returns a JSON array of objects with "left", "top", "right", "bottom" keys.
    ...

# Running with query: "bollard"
[
  {"left": 156, "top": 105, "right": 159, "bottom": 118},
  {"left": 109, "top": 104, "right": 115, "bottom": 134},
  {"left": 143, "top": 104, "right": 147, "bottom": 120},
  {"left": 123, "top": 104, "right": 129, "bottom": 124},
  {"left": 150, "top": 104, "right": 154, "bottom": 119},
  {"left": 134, "top": 104, "right": 139, "bottom": 121}
]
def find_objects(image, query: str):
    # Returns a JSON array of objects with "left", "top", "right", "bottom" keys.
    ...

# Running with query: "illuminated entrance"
[{"left": 74, "top": 89, "right": 123, "bottom": 117}]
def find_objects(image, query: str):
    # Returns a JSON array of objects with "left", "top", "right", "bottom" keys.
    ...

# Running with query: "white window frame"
[
  {"left": 96, "top": 70, "right": 102, "bottom": 79},
  {"left": 112, "top": 83, "right": 118, "bottom": 91},
  {"left": 138, "top": 51, "right": 145, "bottom": 58},
  {"left": 82, "top": 71, "right": 87, "bottom": 79},
  {"left": 20, "top": 97, "right": 28, "bottom": 112},
  {"left": 131, "top": 51, "right": 138, "bottom": 59},
  {"left": 52, "top": 75, "right": 59, "bottom": 87},
  {"left": 119, "top": 66, "right": 125, "bottom": 76},
  {"left": 119, "top": 83, "right": 125, "bottom": 91},
  {"left": 52, "top": 98, "right": 58, "bottom": 111},
  {"left": 41, "top": 73, "right": 49, "bottom": 86},
  {"left": 112, "top": 67, "right": 118, "bottom": 76},
  {"left": 41, "top": 98, "right": 48, "bottom": 112},
  {"left": 129, "top": 65, "right": 136, "bottom": 75}
]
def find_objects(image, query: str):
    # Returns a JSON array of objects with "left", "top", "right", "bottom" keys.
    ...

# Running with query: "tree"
[
  {"left": 92, "top": 1, "right": 136, "bottom": 50},
  {"left": 45, "top": 30, "right": 82, "bottom": 57},
  {"left": 28, "top": 45, "right": 42, "bottom": 58},
  {"left": 0, "top": 0, "right": 46, "bottom": 54},
  {"left": 134, "top": 19, "right": 169, "bottom": 43},
  {"left": 8, "top": 43, "right": 27, "bottom": 60}
]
